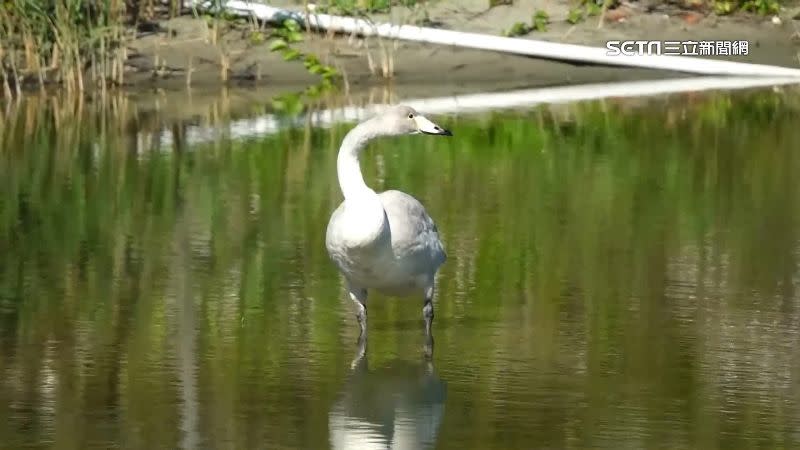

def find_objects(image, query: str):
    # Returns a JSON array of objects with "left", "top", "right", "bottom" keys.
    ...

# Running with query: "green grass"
[
  {"left": 312, "top": 0, "right": 425, "bottom": 15},
  {"left": 712, "top": 0, "right": 780, "bottom": 14},
  {"left": 502, "top": 10, "right": 549, "bottom": 36}
]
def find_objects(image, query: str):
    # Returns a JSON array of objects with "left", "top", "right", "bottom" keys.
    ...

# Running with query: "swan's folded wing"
[{"left": 379, "top": 190, "right": 446, "bottom": 268}]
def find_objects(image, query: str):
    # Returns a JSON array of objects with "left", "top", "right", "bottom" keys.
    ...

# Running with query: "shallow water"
[{"left": 2, "top": 88, "right": 800, "bottom": 450}]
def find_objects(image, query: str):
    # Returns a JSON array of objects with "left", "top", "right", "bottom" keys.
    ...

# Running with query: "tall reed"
[{"left": 0, "top": 0, "right": 183, "bottom": 97}]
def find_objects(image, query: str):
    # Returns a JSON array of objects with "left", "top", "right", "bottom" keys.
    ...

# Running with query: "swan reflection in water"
[{"left": 328, "top": 340, "right": 447, "bottom": 450}]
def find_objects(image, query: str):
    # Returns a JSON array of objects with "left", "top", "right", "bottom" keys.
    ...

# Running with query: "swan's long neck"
[
  {"left": 334, "top": 121, "right": 390, "bottom": 249},
  {"left": 337, "top": 122, "right": 377, "bottom": 200}
]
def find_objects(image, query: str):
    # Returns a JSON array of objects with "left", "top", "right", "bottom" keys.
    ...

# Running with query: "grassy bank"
[
  {"left": 0, "top": 0, "right": 183, "bottom": 96},
  {"left": 0, "top": 0, "right": 346, "bottom": 97}
]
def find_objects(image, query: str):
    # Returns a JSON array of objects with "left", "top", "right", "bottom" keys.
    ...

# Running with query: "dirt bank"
[{"left": 123, "top": 0, "right": 800, "bottom": 97}]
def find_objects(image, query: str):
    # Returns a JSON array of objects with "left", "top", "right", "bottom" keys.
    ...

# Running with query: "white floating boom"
[{"left": 189, "top": 0, "right": 800, "bottom": 78}]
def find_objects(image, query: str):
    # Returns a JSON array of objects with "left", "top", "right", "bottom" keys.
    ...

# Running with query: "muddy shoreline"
[{"left": 118, "top": 0, "right": 800, "bottom": 95}]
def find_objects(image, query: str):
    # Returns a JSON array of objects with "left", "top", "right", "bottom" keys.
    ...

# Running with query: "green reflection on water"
[{"left": 1, "top": 89, "right": 800, "bottom": 450}]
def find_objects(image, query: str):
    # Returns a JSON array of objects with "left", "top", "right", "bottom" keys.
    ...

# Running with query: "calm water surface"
[{"left": 2, "top": 89, "right": 800, "bottom": 450}]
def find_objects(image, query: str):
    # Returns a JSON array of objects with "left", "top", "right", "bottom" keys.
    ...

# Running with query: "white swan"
[{"left": 325, "top": 105, "right": 452, "bottom": 339}]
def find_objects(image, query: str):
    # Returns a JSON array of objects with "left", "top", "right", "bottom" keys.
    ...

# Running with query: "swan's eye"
[{"left": 408, "top": 113, "right": 414, "bottom": 119}]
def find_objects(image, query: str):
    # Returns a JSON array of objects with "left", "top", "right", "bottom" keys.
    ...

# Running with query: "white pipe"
[
  {"left": 140, "top": 75, "right": 800, "bottom": 152},
  {"left": 188, "top": 0, "right": 800, "bottom": 78}
]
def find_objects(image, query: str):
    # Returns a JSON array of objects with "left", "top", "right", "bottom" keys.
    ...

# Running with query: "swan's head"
[{"left": 374, "top": 105, "right": 452, "bottom": 137}]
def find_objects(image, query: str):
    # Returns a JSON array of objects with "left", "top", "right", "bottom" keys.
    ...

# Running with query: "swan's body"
[
  {"left": 325, "top": 105, "right": 452, "bottom": 338},
  {"left": 326, "top": 189, "right": 445, "bottom": 297}
]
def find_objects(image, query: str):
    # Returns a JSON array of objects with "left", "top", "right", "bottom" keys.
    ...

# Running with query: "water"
[{"left": 1, "top": 88, "right": 800, "bottom": 450}]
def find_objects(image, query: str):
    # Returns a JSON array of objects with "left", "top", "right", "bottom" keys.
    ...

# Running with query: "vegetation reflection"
[{"left": 1, "top": 88, "right": 799, "bottom": 449}]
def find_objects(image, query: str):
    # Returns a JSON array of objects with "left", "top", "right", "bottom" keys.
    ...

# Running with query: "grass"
[
  {"left": 502, "top": 10, "right": 549, "bottom": 36},
  {"left": 0, "top": 0, "right": 344, "bottom": 97},
  {"left": 268, "top": 18, "right": 341, "bottom": 99},
  {"left": 566, "top": 0, "right": 603, "bottom": 25},
  {"left": 497, "top": 0, "right": 781, "bottom": 32},
  {"left": 307, "top": 0, "right": 432, "bottom": 79},
  {"left": 0, "top": 0, "right": 185, "bottom": 96},
  {"left": 0, "top": 0, "right": 123, "bottom": 95},
  {"left": 713, "top": 0, "right": 781, "bottom": 14},
  {"left": 313, "top": 0, "right": 426, "bottom": 15}
]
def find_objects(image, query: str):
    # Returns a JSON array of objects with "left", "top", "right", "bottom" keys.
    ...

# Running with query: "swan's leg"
[
  {"left": 348, "top": 284, "right": 368, "bottom": 337},
  {"left": 423, "top": 332, "right": 434, "bottom": 361},
  {"left": 423, "top": 284, "right": 435, "bottom": 336},
  {"left": 422, "top": 284, "right": 435, "bottom": 360},
  {"left": 350, "top": 333, "right": 368, "bottom": 370}
]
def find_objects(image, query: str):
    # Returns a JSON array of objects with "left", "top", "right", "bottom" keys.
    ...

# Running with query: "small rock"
[
  {"left": 682, "top": 11, "right": 704, "bottom": 24},
  {"left": 605, "top": 7, "right": 632, "bottom": 22},
  {"left": 772, "top": 15, "right": 782, "bottom": 25}
]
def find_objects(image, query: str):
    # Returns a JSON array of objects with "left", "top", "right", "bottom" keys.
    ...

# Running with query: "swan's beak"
[{"left": 415, "top": 115, "right": 453, "bottom": 136}]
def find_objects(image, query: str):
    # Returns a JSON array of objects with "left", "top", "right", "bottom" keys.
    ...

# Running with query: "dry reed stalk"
[
  {"left": 338, "top": 62, "right": 350, "bottom": 95},
  {"left": 363, "top": 38, "right": 377, "bottom": 76},
  {"left": 23, "top": 32, "right": 37, "bottom": 74},
  {"left": 0, "top": 44, "right": 11, "bottom": 98},
  {"left": 111, "top": 50, "right": 119, "bottom": 86},
  {"left": 1, "top": 76, "right": 11, "bottom": 100},
  {"left": 37, "top": 51, "right": 46, "bottom": 92},
  {"left": 75, "top": 90, "right": 85, "bottom": 121},
  {"left": 169, "top": 0, "right": 178, "bottom": 18},
  {"left": 219, "top": 50, "right": 229, "bottom": 82},
  {"left": 221, "top": 86, "right": 230, "bottom": 115},
  {"left": 25, "top": 99, "right": 37, "bottom": 137},
  {"left": 210, "top": 20, "right": 218, "bottom": 46},
  {"left": 118, "top": 46, "right": 127, "bottom": 86},
  {"left": 91, "top": 51, "right": 98, "bottom": 87},
  {"left": 0, "top": 106, "right": 5, "bottom": 145},
  {"left": 100, "top": 36, "right": 108, "bottom": 90},
  {"left": 75, "top": 50, "right": 84, "bottom": 93},
  {"left": 186, "top": 56, "right": 194, "bottom": 87},
  {"left": 50, "top": 95, "right": 60, "bottom": 129},
  {"left": 49, "top": 44, "right": 60, "bottom": 71},
  {"left": 382, "top": 85, "right": 394, "bottom": 105},
  {"left": 9, "top": 53, "right": 22, "bottom": 97},
  {"left": 375, "top": 35, "right": 393, "bottom": 78},
  {"left": 598, "top": 0, "right": 611, "bottom": 28}
]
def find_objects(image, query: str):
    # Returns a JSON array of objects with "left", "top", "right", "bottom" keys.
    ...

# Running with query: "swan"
[{"left": 325, "top": 105, "right": 452, "bottom": 340}]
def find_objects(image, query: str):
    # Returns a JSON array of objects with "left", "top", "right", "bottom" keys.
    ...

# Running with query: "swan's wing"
[{"left": 379, "top": 190, "right": 446, "bottom": 269}]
